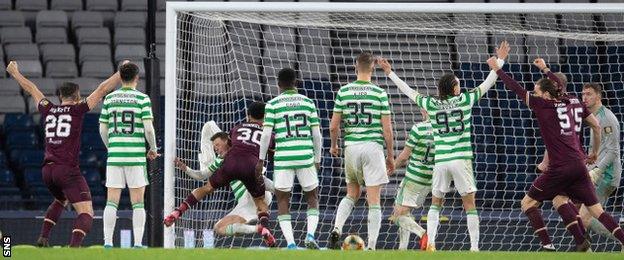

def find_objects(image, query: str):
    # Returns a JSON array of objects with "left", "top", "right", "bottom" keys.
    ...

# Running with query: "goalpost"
[{"left": 164, "top": 2, "right": 624, "bottom": 250}]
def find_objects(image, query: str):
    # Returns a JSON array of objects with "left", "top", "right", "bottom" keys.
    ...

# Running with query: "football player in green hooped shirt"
[{"left": 378, "top": 41, "right": 509, "bottom": 251}]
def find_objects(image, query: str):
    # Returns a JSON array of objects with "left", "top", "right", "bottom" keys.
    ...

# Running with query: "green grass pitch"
[{"left": 9, "top": 247, "right": 623, "bottom": 260}]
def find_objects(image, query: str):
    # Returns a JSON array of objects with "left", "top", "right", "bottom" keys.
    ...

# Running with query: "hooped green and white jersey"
[
  {"left": 404, "top": 122, "right": 434, "bottom": 186},
  {"left": 208, "top": 157, "right": 247, "bottom": 201},
  {"left": 333, "top": 80, "right": 391, "bottom": 146},
  {"left": 413, "top": 88, "right": 481, "bottom": 163},
  {"left": 264, "top": 89, "right": 320, "bottom": 170},
  {"left": 99, "top": 87, "right": 153, "bottom": 166}
]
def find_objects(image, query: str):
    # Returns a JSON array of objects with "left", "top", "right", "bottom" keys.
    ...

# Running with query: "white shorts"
[
  {"left": 431, "top": 160, "right": 476, "bottom": 198},
  {"left": 227, "top": 191, "right": 273, "bottom": 222},
  {"left": 344, "top": 142, "right": 389, "bottom": 187},
  {"left": 395, "top": 180, "right": 431, "bottom": 209},
  {"left": 274, "top": 166, "right": 318, "bottom": 192},
  {"left": 105, "top": 166, "right": 149, "bottom": 189}
]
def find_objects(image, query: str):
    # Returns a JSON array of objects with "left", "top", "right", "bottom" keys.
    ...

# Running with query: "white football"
[{"left": 342, "top": 234, "right": 365, "bottom": 250}]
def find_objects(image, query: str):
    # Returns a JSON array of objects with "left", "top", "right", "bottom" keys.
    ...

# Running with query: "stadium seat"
[
  {"left": 122, "top": 0, "right": 147, "bottom": 11},
  {"left": 40, "top": 43, "right": 76, "bottom": 64},
  {"left": 0, "top": 95, "right": 27, "bottom": 113},
  {"left": 36, "top": 10, "right": 69, "bottom": 29},
  {"left": 114, "top": 12, "right": 147, "bottom": 28},
  {"left": 51, "top": 0, "right": 83, "bottom": 11},
  {"left": 0, "top": 11, "right": 25, "bottom": 27},
  {"left": 115, "top": 44, "right": 146, "bottom": 63},
  {"left": 24, "top": 167, "right": 44, "bottom": 187},
  {"left": 73, "top": 77, "right": 100, "bottom": 94},
  {"left": 4, "top": 43, "right": 39, "bottom": 60},
  {"left": 15, "top": 0, "right": 47, "bottom": 11},
  {"left": 0, "top": 0, "right": 10, "bottom": 10},
  {"left": 0, "top": 169, "right": 14, "bottom": 186},
  {"left": 156, "top": 12, "right": 165, "bottom": 28},
  {"left": 0, "top": 27, "right": 32, "bottom": 44},
  {"left": 79, "top": 44, "right": 112, "bottom": 63},
  {"left": 156, "top": 44, "right": 165, "bottom": 60},
  {"left": 0, "top": 60, "right": 4, "bottom": 78},
  {"left": 71, "top": 11, "right": 105, "bottom": 30},
  {"left": 81, "top": 61, "right": 114, "bottom": 78},
  {"left": 0, "top": 79, "right": 21, "bottom": 95},
  {"left": 27, "top": 78, "right": 55, "bottom": 96},
  {"left": 157, "top": 0, "right": 166, "bottom": 11},
  {"left": 10, "top": 60, "right": 43, "bottom": 78},
  {"left": 3, "top": 113, "right": 35, "bottom": 134},
  {"left": 45, "top": 61, "right": 78, "bottom": 78},
  {"left": 114, "top": 27, "right": 146, "bottom": 46},
  {"left": 36, "top": 27, "right": 68, "bottom": 44},
  {"left": 155, "top": 27, "right": 165, "bottom": 44},
  {"left": 19, "top": 150, "right": 44, "bottom": 169},
  {"left": 80, "top": 152, "right": 100, "bottom": 168},
  {"left": 86, "top": 0, "right": 118, "bottom": 11},
  {"left": 7, "top": 132, "right": 38, "bottom": 151}
]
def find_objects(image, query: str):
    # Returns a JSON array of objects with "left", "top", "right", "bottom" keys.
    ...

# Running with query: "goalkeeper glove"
[{"left": 589, "top": 167, "right": 604, "bottom": 184}]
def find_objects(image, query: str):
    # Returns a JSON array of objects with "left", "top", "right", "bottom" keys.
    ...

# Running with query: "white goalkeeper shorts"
[
  {"left": 274, "top": 166, "right": 319, "bottom": 192},
  {"left": 227, "top": 191, "right": 273, "bottom": 222},
  {"left": 431, "top": 159, "right": 477, "bottom": 198},
  {"left": 105, "top": 166, "right": 149, "bottom": 189},
  {"left": 395, "top": 179, "right": 431, "bottom": 209},
  {"left": 344, "top": 142, "right": 389, "bottom": 187}
]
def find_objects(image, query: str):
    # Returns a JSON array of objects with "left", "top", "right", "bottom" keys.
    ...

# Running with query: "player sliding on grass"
[
  {"left": 390, "top": 109, "right": 433, "bottom": 250},
  {"left": 7, "top": 60, "right": 123, "bottom": 247},
  {"left": 164, "top": 102, "right": 276, "bottom": 247},
  {"left": 173, "top": 129, "right": 275, "bottom": 239},
  {"left": 380, "top": 41, "right": 510, "bottom": 252},
  {"left": 491, "top": 56, "right": 624, "bottom": 252}
]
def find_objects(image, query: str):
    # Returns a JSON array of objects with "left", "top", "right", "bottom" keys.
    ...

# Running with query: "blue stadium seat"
[
  {"left": 81, "top": 132, "right": 106, "bottom": 151},
  {"left": 24, "top": 167, "right": 44, "bottom": 187},
  {"left": 6, "top": 131, "right": 39, "bottom": 150},
  {"left": 0, "top": 169, "right": 15, "bottom": 187},
  {"left": 79, "top": 152, "right": 100, "bottom": 168},
  {"left": 82, "top": 167, "right": 101, "bottom": 184},
  {"left": 3, "top": 113, "right": 35, "bottom": 134},
  {"left": 0, "top": 187, "right": 20, "bottom": 196},
  {"left": 90, "top": 185, "right": 105, "bottom": 197},
  {"left": 18, "top": 149, "right": 44, "bottom": 169}
]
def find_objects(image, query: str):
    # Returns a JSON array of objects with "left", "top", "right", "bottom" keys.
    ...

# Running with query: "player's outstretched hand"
[
  {"left": 329, "top": 146, "right": 340, "bottom": 157},
  {"left": 386, "top": 156, "right": 395, "bottom": 176},
  {"left": 376, "top": 57, "right": 392, "bottom": 76},
  {"left": 487, "top": 56, "right": 500, "bottom": 71},
  {"left": 586, "top": 152, "right": 598, "bottom": 165},
  {"left": 496, "top": 40, "right": 510, "bottom": 61},
  {"left": 533, "top": 58, "right": 547, "bottom": 71},
  {"left": 6, "top": 61, "right": 18, "bottom": 75},
  {"left": 174, "top": 157, "right": 188, "bottom": 171},
  {"left": 147, "top": 150, "right": 161, "bottom": 161}
]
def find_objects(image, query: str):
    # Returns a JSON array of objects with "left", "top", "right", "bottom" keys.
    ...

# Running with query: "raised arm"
[
  {"left": 489, "top": 58, "right": 529, "bottom": 104},
  {"left": 533, "top": 58, "right": 564, "bottom": 91},
  {"left": 378, "top": 58, "right": 419, "bottom": 101},
  {"left": 6, "top": 61, "right": 45, "bottom": 105},
  {"left": 86, "top": 61, "right": 128, "bottom": 109},
  {"left": 475, "top": 41, "right": 509, "bottom": 97}
]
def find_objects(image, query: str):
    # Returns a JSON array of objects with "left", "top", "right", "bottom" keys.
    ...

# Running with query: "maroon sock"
[
  {"left": 69, "top": 213, "right": 93, "bottom": 247},
  {"left": 525, "top": 207, "right": 552, "bottom": 245},
  {"left": 568, "top": 201, "right": 586, "bottom": 236},
  {"left": 40, "top": 200, "right": 65, "bottom": 239},
  {"left": 177, "top": 194, "right": 199, "bottom": 215},
  {"left": 557, "top": 204, "right": 585, "bottom": 245},
  {"left": 258, "top": 212, "right": 269, "bottom": 228},
  {"left": 597, "top": 212, "right": 624, "bottom": 244}
]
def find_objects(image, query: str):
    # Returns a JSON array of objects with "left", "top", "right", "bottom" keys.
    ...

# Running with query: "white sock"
[
  {"left": 397, "top": 215, "right": 425, "bottom": 237},
  {"left": 427, "top": 205, "right": 440, "bottom": 248},
  {"left": 467, "top": 209, "right": 480, "bottom": 250},
  {"left": 367, "top": 205, "right": 381, "bottom": 250},
  {"left": 398, "top": 228, "right": 410, "bottom": 250},
  {"left": 307, "top": 208, "right": 319, "bottom": 239},
  {"left": 103, "top": 201, "right": 118, "bottom": 246},
  {"left": 132, "top": 203, "right": 146, "bottom": 247},
  {"left": 333, "top": 197, "right": 355, "bottom": 234},
  {"left": 225, "top": 223, "right": 257, "bottom": 236},
  {"left": 278, "top": 214, "right": 295, "bottom": 246}
]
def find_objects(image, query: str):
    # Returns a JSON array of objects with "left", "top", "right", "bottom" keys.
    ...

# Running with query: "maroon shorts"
[
  {"left": 528, "top": 160, "right": 598, "bottom": 206},
  {"left": 208, "top": 152, "right": 266, "bottom": 198},
  {"left": 42, "top": 164, "right": 92, "bottom": 203}
]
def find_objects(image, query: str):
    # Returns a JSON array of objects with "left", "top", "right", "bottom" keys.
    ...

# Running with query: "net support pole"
[
  {"left": 163, "top": 2, "right": 178, "bottom": 249},
  {"left": 145, "top": 0, "right": 163, "bottom": 248}
]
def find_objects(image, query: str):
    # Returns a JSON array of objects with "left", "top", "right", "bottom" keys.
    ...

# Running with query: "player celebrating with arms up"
[
  {"left": 7, "top": 60, "right": 122, "bottom": 247},
  {"left": 380, "top": 41, "right": 509, "bottom": 251},
  {"left": 492, "top": 57, "right": 624, "bottom": 252}
]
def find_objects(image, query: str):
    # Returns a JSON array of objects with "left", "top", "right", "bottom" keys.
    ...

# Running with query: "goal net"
[{"left": 164, "top": 3, "right": 624, "bottom": 251}]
